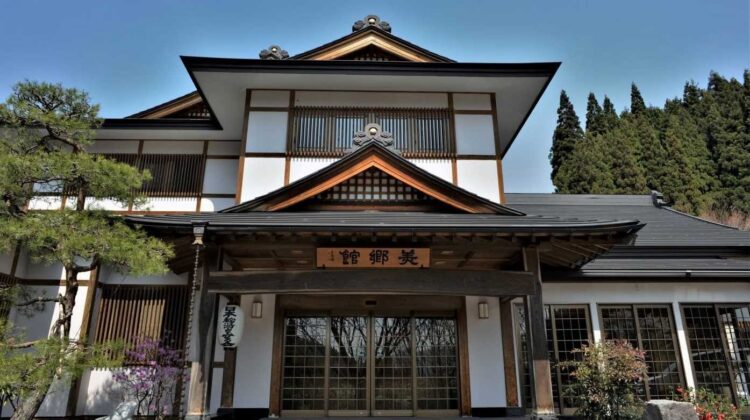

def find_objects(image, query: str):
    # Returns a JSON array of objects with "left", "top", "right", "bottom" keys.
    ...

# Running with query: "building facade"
[{"left": 2, "top": 15, "right": 749, "bottom": 419}]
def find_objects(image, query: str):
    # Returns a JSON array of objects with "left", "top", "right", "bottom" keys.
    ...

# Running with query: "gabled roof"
[
  {"left": 292, "top": 26, "right": 454, "bottom": 63},
  {"left": 126, "top": 91, "right": 204, "bottom": 119},
  {"left": 222, "top": 140, "right": 521, "bottom": 215}
]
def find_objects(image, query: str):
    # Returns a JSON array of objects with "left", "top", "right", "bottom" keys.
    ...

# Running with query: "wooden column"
[
  {"left": 187, "top": 248, "right": 219, "bottom": 419},
  {"left": 220, "top": 294, "right": 241, "bottom": 408},
  {"left": 500, "top": 300, "right": 519, "bottom": 408},
  {"left": 523, "top": 246, "right": 556, "bottom": 418},
  {"left": 457, "top": 297, "right": 472, "bottom": 416}
]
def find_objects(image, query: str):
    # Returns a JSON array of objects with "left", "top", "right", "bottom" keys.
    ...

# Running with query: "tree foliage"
[
  {"left": 552, "top": 70, "right": 750, "bottom": 218},
  {"left": 0, "top": 81, "right": 173, "bottom": 420},
  {"left": 550, "top": 90, "right": 585, "bottom": 187}
]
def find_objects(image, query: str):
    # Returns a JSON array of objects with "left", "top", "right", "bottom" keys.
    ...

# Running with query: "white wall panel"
[
  {"left": 455, "top": 114, "right": 496, "bottom": 155},
  {"left": 200, "top": 197, "right": 236, "bottom": 212},
  {"left": 140, "top": 197, "right": 198, "bottom": 212},
  {"left": 88, "top": 140, "right": 140, "bottom": 154},
  {"left": 234, "top": 294, "right": 276, "bottom": 407},
  {"left": 251, "top": 90, "right": 290, "bottom": 108},
  {"left": 77, "top": 370, "right": 123, "bottom": 416},
  {"left": 142, "top": 140, "right": 204, "bottom": 154},
  {"left": 295, "top": 91, "right": 448, "bottom": 108},
  {"left": 457, "top": 160, "right": 500, "bottom": 203},
  {"left": 453, "top": 93, "right": 492, "bottom": 111},
  {"left": 409, "top": 159, "right": 453, "bottom": 182},
  {"left": 98, "top": 267, "right": 187, "bottom": 286},
  {"left": 465, "top": 296, "right": 506, "bottom": 407},
  {"left": 289, "top": 158, "right": 337, "bottom": 183},
  {"left": 240, "top": 157, "right": 286, "bottom": 201},
  {"left": 28, "top": 197, "right": 62, "bottom": 210},
  {"left": 84, "top": 198, "right": 129, "bottom": 211},
  {"left": 246, "top": 112, "right": 288, "bottom": 153},
  {"left": 207, "top": 141, "right": 241, "bottom": 156},
  {"left": 203, "top": 159, "right": 238, "bottom": 194}
]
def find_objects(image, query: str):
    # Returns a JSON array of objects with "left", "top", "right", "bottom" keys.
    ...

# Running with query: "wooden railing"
[{"left": 288, "top": 106, "right": 455, "bottom": 158}]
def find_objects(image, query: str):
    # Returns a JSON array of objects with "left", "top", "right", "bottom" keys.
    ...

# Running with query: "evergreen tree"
[
  {"left": 601, "top": 96, "right": 619, "bottom": 131},
  {"left": 631, "top": 83, "right": 647, "bottom": 116},
  {"left": 550, "top": 90, "right": 585, "bottom": 189},
  {"left": 586, "top": 93, "right": 604, "bottom": 134},
  {"left": 605, "top": 124, "right": 648, "bottom": 193},
  {"left": 555, "top": 133, "right": 615, "bottom": 194}
]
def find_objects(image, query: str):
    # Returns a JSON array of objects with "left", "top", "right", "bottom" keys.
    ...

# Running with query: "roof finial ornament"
[
  {"left": 352, "top": 15, "right": 391, "bottom": 33},
  {"left": 347, "top": 123, "right": 399, "bottom": 154},
  {"left": 259, "top": 45, "right": 289, "bottom": 60}
]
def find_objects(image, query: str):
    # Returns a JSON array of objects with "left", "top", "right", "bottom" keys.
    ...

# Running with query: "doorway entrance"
[{"left": 280, "top": 314, "right": 459, "bottom": 417}]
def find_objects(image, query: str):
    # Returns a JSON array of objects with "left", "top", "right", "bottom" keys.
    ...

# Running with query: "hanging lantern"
[{"left": 220, "top": 304, "right": 244, "bottom": 348}]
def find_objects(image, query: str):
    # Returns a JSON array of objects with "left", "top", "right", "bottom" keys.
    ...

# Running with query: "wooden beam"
[
  {"left": 207, "top": 269, "right": 535, "bottom": 296},
  {"left": 220, "top": 295, "right": 241, "bottom": 408},
  {"left": 500, "top": 300, "right": 519, "bottom": 408},
  {"left": 523, "top": 246, "right": 555, "bottom": 417}
]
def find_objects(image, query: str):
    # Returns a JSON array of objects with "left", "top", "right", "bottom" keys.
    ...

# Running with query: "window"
[
  {"left": 93, "top": 285, "right": 189, "bottom": 361},
  {"left": 100, "top": 153, "right": 206, "bottom": 197},
  {"left": 515, "top": 303, "right": 592, "bottom": 412},
  {"left": 682, "top": 304, "right": 750, "bottom": 405},
  {"left": 288, "top": 107, "right": 455, "bottom": 158},
  {"left": 599, "top": 305, "right": 685, "bottom": 400}
]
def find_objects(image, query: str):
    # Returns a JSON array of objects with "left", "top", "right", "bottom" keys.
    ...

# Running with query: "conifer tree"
[
  {"left": 605, "top": 124, "right": 648, "bottom": 193},
  {"left": 550, "top": 90, "right": 585, "bottom": 190},
  {"left": 586, "top": 93, "right": 604, "bottom": 135},
  {"left": 555, "top": 133, "right": 615, "bottom": 194},
  {"left": 601, "top": 96, "right": 619, "bottom": 131},
  {"left": 631, "top": 83, "right": 647, "bottom": 116}
]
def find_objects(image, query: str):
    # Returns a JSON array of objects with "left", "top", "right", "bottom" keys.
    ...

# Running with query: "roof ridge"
[{"left": 662, "top": 206, "right": 743, "bottom": 231}]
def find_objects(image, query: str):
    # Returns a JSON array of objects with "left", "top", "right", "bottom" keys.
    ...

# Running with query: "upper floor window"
[
  {"left": 288, "top": 107, "right": 455, "bottom": 158},
  {"left": 100, "top": 153, "right": 206, "bottom": 197}
]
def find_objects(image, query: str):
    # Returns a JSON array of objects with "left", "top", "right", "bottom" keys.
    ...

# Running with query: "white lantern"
[{"left": 219, "top": 304, "right": 244, "bottom": 348}]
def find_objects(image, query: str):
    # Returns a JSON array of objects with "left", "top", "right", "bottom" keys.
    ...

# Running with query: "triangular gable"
[
  {"left": 127, "top": 91, "right": 211, "bottom": 119},
  {"left": 292, "top": 26, "right": 454, "bottom": 63},
  {"left": 222, "top": 141, "right": 522, "bottom": 215}
]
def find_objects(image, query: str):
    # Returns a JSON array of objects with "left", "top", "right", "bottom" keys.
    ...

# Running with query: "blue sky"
[{"left": 1, "top": 0, "right": 747, "bottom": 192}]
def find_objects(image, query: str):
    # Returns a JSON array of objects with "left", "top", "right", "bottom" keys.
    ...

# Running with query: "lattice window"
[
  {"left": 600, "top": 304, "right": 684, "bottom": 400},
  {"left": 515, "top": 304, "right": 592, "bottom": 412},
  {"left": 162, "top": 101, "right": 212, "bottom": 119},
  {"left": 289, "top": 107, "right": 454, "bottom": 158},
  {"left": 682, "top": 304, "right": 750, "bottom": 405},
  {"left": 315, "top": 168, "right": 430, "bottom": 204},
  {"left": 93, "top": 285, "right": 188, "bottom": 361},
  {"left": 95, "top": 153, "right": 206, "bottom": 197},
  {"left": 336, "top": 45, "right": 406, "bottom": 62}
]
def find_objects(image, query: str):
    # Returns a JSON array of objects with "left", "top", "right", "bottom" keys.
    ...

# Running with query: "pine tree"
[
  {"left": 586, "top": 93, "right": 605, "bottom": 135},
  {"left": 550, "top": 90, "right": 585, "bottom": 190},
  {"left": 601, "top": 96, "right": 619, "bottom": 131},
  {"left": 631, "top": 83, "right": 647, "bottom": 116}
]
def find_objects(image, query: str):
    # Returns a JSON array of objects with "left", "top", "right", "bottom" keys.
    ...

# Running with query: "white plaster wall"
[
  {"left": 233, "top": 294, "right": 276, "bottom": 408},
  {"left": 289, "top": 158, "right": 337, "bottom": 183},
  {"left": 246, "top": 112, "right": 288, "bottom": 153},
  {"left": 141, "top": 140, "right": 204, "bottom": 154},
  {"left": 84, "top": 198, "right": 129, "bottom": 211},
  {"left": 202, "top": 159, "right": 238, "bottom": 194},
  {"left": 139, "top": 197, "right": 198, "bottom": 212},
  {"left": 200, "top": 197, "right": 236, "bottom": 212},
  {"left": 98, "top": 267, "right": 188, "bottom": 286},
  {"left": 210, "top": 368, "right": 224, "bottom": 413},
  {"left": 88, "top": 140, "right": 140, "bottom": 154},
  {"left": 453, "top": 94, "right": 492, "bottom": 111},
  {"left": 207, "top": 140, "right": 241, "bottom": 156},
  {"left": 456, "top": 159, "right": 500, "bottom": 202},
  {"left": 409, "top": 159, "right": 453, "bottom": 182},
  {"left": 295, "top": 91, "right": 449, "bottom": 108},
  {"left": 240, "top": 157, "right": 286, "bottom": 201},
  {"left": 465, "top": 296, "right": 507, "bottom": 408},
  {"left": 28, "top": 196, "right": 63, "bottom": 210},
  {"left": 455, "top": 114, "right": 496, "bottom": 155},
  {"left": 251, "top": 90, "right": 290, "bottom": 108},
  {"left": 77, "top": 369, "right": 123, "bottom": 416}
]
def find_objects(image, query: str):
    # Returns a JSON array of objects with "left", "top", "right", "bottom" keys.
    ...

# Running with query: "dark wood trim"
[
  {"left": 522, "top": 246, "right": 555, "bottom": 416},
  {"left": 14, "top": 278, "right": 91, "bottom": 287},
  {"left": 245, "top": 152, "right": 286, "bottom": 158},
  {"left": 220, "top": 294, "right": 241, "bottom": 408},
  {"left": 454, "top": 110, "right": 493, "bottom": 115},
  {"left": 500, "top": 300, "right": 519, "bottom": 407},
  {"left": 206, "top": 155, "right": 241, "bottom": 159},
  {"left": 451, "top": 159, "right": 458, "bottom": 185},
  {"left": 457, "top": 297, "right": 472, "bottom": 416},
  {"left": 236, "top": 90, "right": 252, "bottom": 204},
  {"left": 248, "top": 106, "right": 290, "bottom": 112},
  {"left": 196, "top": 141, "right": 209, "bottom": 212},
  {"left": 496, "top": 159, "right": 506, "bottom": 204},
  {"left": 455, "top": 154, "right": 496, "bottom": 160},
  {"left": 207, "top": 269, "right": 535, "bottom": 296},
  {"left": 283, "top": 157, "right": 291, "bottom": 186},
  {"left": 201, "top": 193, "right": 236, "bottom": 199},
  {"left": 268, "top": 297, "right": 285, "bottom": 417}
]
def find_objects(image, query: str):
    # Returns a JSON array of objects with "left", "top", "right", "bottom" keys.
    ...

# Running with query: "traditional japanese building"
[{"left": 2, "top": 15, "right": 750, "bottom": 420}]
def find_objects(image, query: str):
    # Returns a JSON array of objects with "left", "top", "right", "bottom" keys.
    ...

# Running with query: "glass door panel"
[
  {"left": 415, "top": 317, "right": 459, "bottom": 414},
  {"left": 281, "top": 316, "right": 328, "bottom": 415},
  {"left": 329, "top": 316, "right": 369, "bottom": 416},
  {"left": 372, "top": 317, "right": 413, "bottom": 416}
]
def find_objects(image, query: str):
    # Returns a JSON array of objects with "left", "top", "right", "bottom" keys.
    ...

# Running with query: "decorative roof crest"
[
  {"left": 259, "top": 45, "right": 289, "bottom": 60},
  {"left": 352, "top": 15, "right": 391, "bottom": 33},
  {"left": 347, "top": 123, "right": 399, "bottom": 154}
]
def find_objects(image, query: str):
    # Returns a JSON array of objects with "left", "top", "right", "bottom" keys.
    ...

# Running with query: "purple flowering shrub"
[{"left": 112, "top": 337, "right": 185, "bottom": 418}]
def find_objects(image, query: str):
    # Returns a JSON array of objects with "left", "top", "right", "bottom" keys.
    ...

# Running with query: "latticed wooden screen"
[
  {"left": 288, "top": 107, "right": 455, "bottom": 158},
  {"left": 93, "top": 285, "right": 189, "bottom": 359},
  {"left": 315, "top": 168, "right": 431, "bottom": 205},
  {"left": 98, "top": 153, "right": 206, "bottom": 197}
]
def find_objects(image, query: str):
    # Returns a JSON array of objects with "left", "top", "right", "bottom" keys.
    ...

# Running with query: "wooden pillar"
[
  {"left": 457, "top": 297, "right": 472, "bottom": 416},
  {"left": 187, "top": 248, "right": 219, "bottom": 419},
  {"left": 523, "top": 246, "right": 556, "bottom": 418},
  {"left": 220, "top": 294, "right": 241, "bottom": 408},
  {"left": 500, "top": 300, "right": 519, "bottom": 408}
]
